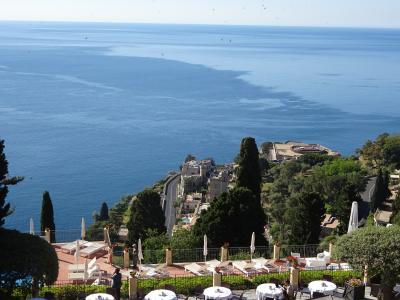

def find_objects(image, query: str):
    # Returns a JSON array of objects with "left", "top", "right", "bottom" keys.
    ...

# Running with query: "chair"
[
  {"left": 194, "top": 285, "right": 205, "bottom": 300},
  {"left": 332, "top": 285, "right": 348, "bottom": 298},
  {"left": 312, "top": 292, "right": 325, "bottom": 299},
  {"left": 299, "top": 280, "right": 311, "bottom": 298},
  {"left": 370, "top": 283, "right": 380, "bottom": 297},
  {"left": 232, "top": 260, "right": 258, "bottom": 277},
  {"left": 80, "top": 242, "right": 107, "bottom": 258},
  {"left": 322, "top": 275, "right": 333, "bottom": 282},
  {"left": 137, "top": 288, "right": 146, "bottom": 300},
  {"left": 269, "top": 278, "right": 280, "bottom": 286},
  {"left": 184, "top": 263, "right": 210, "bottom": 276}
]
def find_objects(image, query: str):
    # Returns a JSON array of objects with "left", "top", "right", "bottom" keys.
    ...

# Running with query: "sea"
[{"left": 1, "top": 22, "right": 400, "bottom": 232}]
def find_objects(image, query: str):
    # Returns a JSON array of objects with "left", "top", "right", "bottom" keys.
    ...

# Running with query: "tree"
[
  {"left": 0, "top": 229, "right": 58, "bottom": 298},
  {"left": 390, "top": 192, "right": 400, "bottom": 225},
  {"left": 170, "top": 228, "right": 200, "bottom": 249},
  {"left": 284, "top": 190, "right": 325, "bottom": 245},
  {"left": 334, "top": 226, "right": 400, "bottom": 299},
  {"left": 236, "top": 137, "right": 261, "bottom": 200},
  {"left": 0, "top": 139, "right": 23, "bottom": 227},
  {"left": 193, "top": 187, "right": 266, "bottom": 247},
  {"left": 310, "top": 158, "right": 366, "bottom": 233},
  {"left": 40, "top": 191, "right": 56, "bottom": 242},
  {"left": 99, "top": 202, "right": 109, "bottom": 221},
  {"left": 184, "top": 154, "right": 196, "bottom": 163},
  {"left": 370, "top": 169, "right": 386, "bottom": 213},
  {"left": 127, "top": 189, "right": 166, "bottom": 244}
]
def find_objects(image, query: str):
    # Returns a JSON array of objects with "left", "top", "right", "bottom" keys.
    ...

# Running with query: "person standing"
[{"left": 112, "top": 268, "right": 122, "bottom": 300}]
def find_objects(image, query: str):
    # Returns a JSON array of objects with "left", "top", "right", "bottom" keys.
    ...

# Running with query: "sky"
[{"left": 1, "top": 0, "right": 400, "bottom": 28}]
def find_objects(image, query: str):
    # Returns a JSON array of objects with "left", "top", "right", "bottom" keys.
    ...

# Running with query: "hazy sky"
[{"left": 1, "top": 0, "right": 400, "bottom": 28}]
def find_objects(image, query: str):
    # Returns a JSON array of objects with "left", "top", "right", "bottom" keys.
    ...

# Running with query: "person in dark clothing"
[{"left": 112, "top": 268, "right": 122, "bottom": 300}]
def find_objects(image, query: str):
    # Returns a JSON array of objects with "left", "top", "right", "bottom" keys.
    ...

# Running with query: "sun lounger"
[
  {"left": 205, "top": 260, "right": 232, "bottom": 274},
  {"left": 68, "top": 264, "right": 102, "bottom": 281},
  {"left": 290, "top": 252, "right": 306, "bottom": 264},
  {"left": 252, "top": 257, "right": 279, "bottom": 273},
  {"left": 60, "top": 240, "right": 88, "bottom": 254},
  {"left": 80, "top": 242, "right": 107, "bottom": 258},
  {"left": 184, "top": 262, "right": 211, "bottom": 276},
  {"left": 68, "top": 257, "right": 97, "bottom": 273},
  {"left": 232, "top": 260, "right": 258, "bottom": 277}
]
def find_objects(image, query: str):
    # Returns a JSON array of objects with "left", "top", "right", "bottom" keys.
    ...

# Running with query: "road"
[
  {"left": 359, "top": 176, "right": 377, "bottom": 219},
  {"left": 163, "top": 174, "right": 180, "bottom": 236}
]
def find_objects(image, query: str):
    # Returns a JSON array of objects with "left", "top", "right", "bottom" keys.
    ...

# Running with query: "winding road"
[{"left": 163, "top": 174, "right": 180, "bottom": 236}]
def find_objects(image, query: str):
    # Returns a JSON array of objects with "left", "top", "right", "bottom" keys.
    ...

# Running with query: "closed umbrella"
[
  {"left": 104, "top": 227, "right": 110, "bottom": 246},
  {"left": 81, "top": 218, "right": 86, "bottom": 240},
  {"left": 74, "top": 240, "right": 80, "bottom": 264},
  {"left": 203, "top": 234, "right": 208, "bottom": 262},
  {"left": 250, "top": 232, "right": 256, "bottom": 260},
  {"left": 83, "top": 258, "right": 88, "bottom": 282},
  {"left": 29, "top": 217, "right": 34, "bottom": 235},
  {"left": 137, "top": 238, "right": 143, "bottom": 271},
  {"left": 347, "top": 201, "right": 359, "bottom": 234}
]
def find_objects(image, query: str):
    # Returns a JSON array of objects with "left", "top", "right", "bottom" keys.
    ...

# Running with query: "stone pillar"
[
  {"left": 290, "top": 267, "right": 300, "bottom": 288},
  {"left": 213, "top": 271, "right": 222, "bottom": 287},
  {"left": 328, "top": 242, "right": 334, "bottom": 255},
  {"left": 273, "top": 244, "right": 280, "bottom": 260},
  {"left": 129, "top": 274, "right": 138, "bottom": 300},
  {"left": 220, "top": 246, "right": 228, "bottom": 262},
  {"left": 44, "top": 228, "right": 51, "bottom": 243},
  {"left": 363, "top": 265, "right": 369, "bottom": 285},
  {"left": 166, "top": 248, "right": 173, "bottom": 266},
  {"left": 124, "top": 249, "right": 130, "bottom": 268}
]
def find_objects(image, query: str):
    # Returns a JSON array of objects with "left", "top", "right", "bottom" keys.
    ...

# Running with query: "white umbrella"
[
  {"left": 83, "top": 258, "right": 88, "bottom": 282},
  {"left": 203, "top": 234, "right": 208, "bottom": 262},
  {"left": 74, "top": 240, "right": 80, "bottom": 264},
  {"left": 29, "top": 217, "right": 34, "bottom": 235},
  {"left": 250, "top": 232, "right": 256, "bottom": 260},
  {"left": 347, "top": 201, "right": 359, "bottom": 234},
  {"left": 81, "top": 218, "right": 86, "bottom": 240},
  {"left": 137, "top": 238, "right": 143, "bottom": 270},
  {"left": 104, "top": 227, "right": 110, "bottom": 246}
]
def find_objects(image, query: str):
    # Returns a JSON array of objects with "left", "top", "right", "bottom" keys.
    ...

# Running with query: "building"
[
  {"left": 261, "top": 141, "right": 340, "bottom": 162},
  {"left": 208, "top": 170, "right": 229, "bottom": 201},
  {"left": 179, "top": 159, "right": 214, "bottom": 196}
]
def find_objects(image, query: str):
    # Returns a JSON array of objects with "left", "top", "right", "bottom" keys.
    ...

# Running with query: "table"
[
  {"left": 308, "top": 280, "right": 337, "bottom": 296},
  {"left": 85, "top": 293, "right": 115, "bottom": 300},
  {"left": 203, "top": 286, "right": 232, "bottom": 300},
  {"left": 256, "top": 283, "right": 284, "bottom": 300},
  {"left": 144, "top": 289, "right": 177, "bottom": 300}
]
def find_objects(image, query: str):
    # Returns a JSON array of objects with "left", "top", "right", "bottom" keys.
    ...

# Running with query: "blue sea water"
[{"left": 1, "top": 22, "right": 400, "bottom": 231}]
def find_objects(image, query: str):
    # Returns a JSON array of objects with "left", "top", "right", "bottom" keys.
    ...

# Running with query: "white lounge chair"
[
  {"left": 68, "top": 264, "right": 102, "bottom": 281},
  {"left": 252, "top": 257, "right": 279, "bottom": 273},
  {"left": 304, "top": 258, "right": 327, "bottom": 270},
  {"left": 60, "top": 240, "right": 88, "bottom": 254},
  {"left": 184, "top": 262, "right": 210, "bottom": 276},
  {"left": 80, "top": 242, "right": 107, "bottom": 258},
  {"left": 232, "top": 260, "right": 258, "bottom": 277},
  {"left": 205, "top": 260, "right": 232, "bottom": 274},
  {"left": 316, "top": 251, "right": 331, "bottom": 264},
  {"left": 290, "top": 252, "right": 306, "bottom": 264},
  {"left": 68, "top": 257, "right": 97, "bottom": 273}
]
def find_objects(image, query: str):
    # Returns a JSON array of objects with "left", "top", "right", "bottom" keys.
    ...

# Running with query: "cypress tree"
[
  {"left": 236, "top": 137, "right": 262, "bottom": 200},
  {"left": 0, "top": 139, "right": 23, "bottom": 227},
  {"left": 127, "top": 189, "right": 166, "bottom": 244},
  {"left": 370, "top": 169, "right": 386, "bottom": 213},
  {"left": 99, "top": 202, "right": 109, "bottom": 221},
  {"left": 40, "top": 191, "right": 56, "bottom": 242}
]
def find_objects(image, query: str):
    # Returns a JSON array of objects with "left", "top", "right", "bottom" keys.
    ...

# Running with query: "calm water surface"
[{"left": 1, "top": 22, "right": 399, "bottom": 231}]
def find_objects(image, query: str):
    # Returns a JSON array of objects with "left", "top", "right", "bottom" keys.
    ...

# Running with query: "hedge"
[{"left": 9, "top": 269, "right": 362, "bottom": 299}]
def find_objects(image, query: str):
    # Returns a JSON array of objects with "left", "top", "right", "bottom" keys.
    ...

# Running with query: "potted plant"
[
  {"left": 286, "top": 255, "right": 299, "bottom": 268},
  {"left": 345, "top": 278, "right": 365, "bottom": 300}
]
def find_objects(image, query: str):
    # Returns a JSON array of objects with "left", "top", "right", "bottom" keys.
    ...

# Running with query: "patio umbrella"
[
  {"left": 203, "top": 234, "right": 208, "bottom": 262},
  {"left": 83, "top": 258, "right": 88, "bottom": 283},
  {"left": 29, "top": 217, "right": 34, "bottom": 235},
  {"left": 137, "top": 238, "right": 143, "bottom": 271},
  {"left": 104, "top": 227, "right": 111, "bottom": 246},
  {"left": 347, "top": 201, "right": 359, "bottom": 234},
  {"left": 81, "top": 217, "right": 86, "bottom": 240},
  {"left": 250, "top": 232, "right": 256, "bottom": 260},
  {"left": 74, "top": 240, "right": 80, "bottom": 264}
]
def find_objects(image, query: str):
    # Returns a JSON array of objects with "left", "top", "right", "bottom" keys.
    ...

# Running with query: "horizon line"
[{"left": 1, "top": 19, "right": 399, "bottom": 31}]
